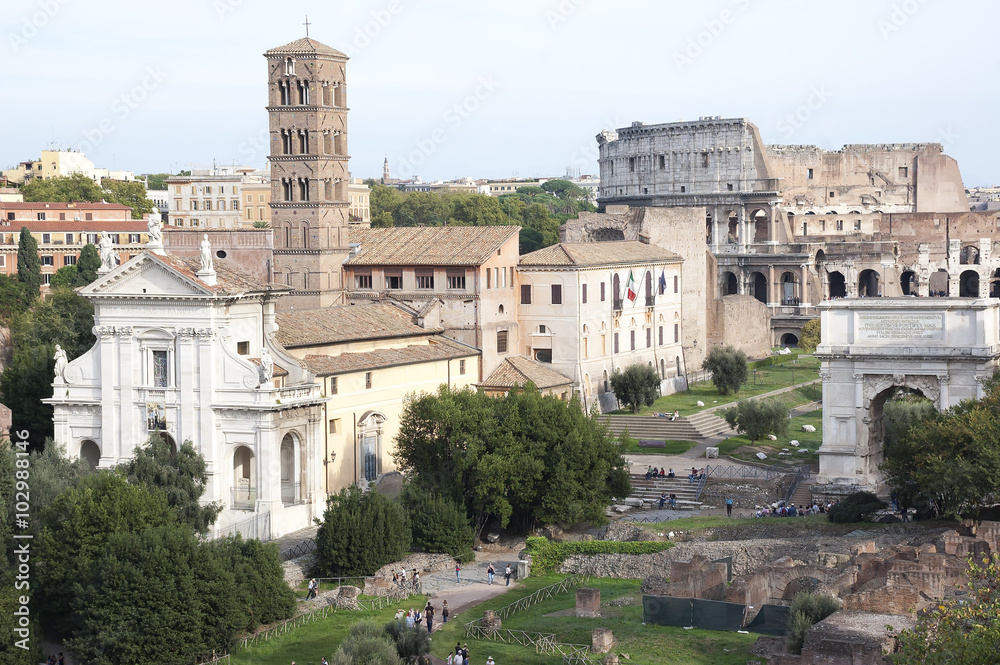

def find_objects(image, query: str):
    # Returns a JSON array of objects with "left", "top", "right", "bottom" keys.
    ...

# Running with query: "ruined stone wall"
[{"left": 707, "top": 295, "right": 771, "bottom": 359}]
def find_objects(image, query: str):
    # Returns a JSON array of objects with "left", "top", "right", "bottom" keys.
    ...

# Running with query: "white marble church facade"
[{"left": 45, "top": 250, "right": 326, "bottom": 538}]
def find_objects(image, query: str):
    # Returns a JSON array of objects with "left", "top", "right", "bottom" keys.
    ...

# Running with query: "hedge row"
[
  {"left": 525, "top": 536, "right": 673, "bottom": 574},
  {"left": 751, "top": 352, "right": 801, "bottom": 369}
]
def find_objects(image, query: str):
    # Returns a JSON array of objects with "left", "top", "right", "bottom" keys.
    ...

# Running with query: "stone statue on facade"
[
  {"left": 199, "top": 234, "right": 214, "bottom": 273},
  {"left": 147, "top": 207, "right": 164, "bottom": 252},
  {"left": 260, "top": 347, "right": 274, "bottom": 384},
  {"left": 98, "top": 231, "right": 116, "bottom": 273},
  {"left": 53, "top": 344, "right": 68, "bottom": 384}
]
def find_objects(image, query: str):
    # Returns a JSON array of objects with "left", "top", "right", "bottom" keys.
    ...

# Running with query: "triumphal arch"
[{"left": 813, "top": 298, "right": 1000, "bottom": 497}]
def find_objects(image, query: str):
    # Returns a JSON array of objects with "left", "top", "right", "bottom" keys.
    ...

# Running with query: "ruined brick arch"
[
  {"left": 959, "top": 269, "right": 980, "bottom": 297},
  {"left": 749, "top": 207, "right": 770, "bottom": 243},
  {"left": 749, "top": 272, "right": 768, "bottom": 303},
  {"left": 900, "top": 269, "right": 917, "bottom": 295}
]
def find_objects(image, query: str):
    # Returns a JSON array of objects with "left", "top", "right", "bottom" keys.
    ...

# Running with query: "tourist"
[
  {"left": 456, "top": 562, "right": 462, "bottom": 583},
  {"left": 414, "top": 608, "right": 423, "bottom": 628},
  {"left": 667, "top": 468, "right": 675, "bottom": 478},
  {"left": 454, "top": 652, "right": 464, "bottom": 665},
  {"left": 306, "top": 578, "right": 318, "bottom": 600},
  {"left": 392, "top": 571, "right": 399, "bottom": 585},
  {"left": 394, "top": 608, "right": 404, "bottom": 620},
  {"left": 425, "top": 602, "right": 435, "bottom": 632},
  {"left": 505, "top": 563, "right": 513, "bottom": 586},
  {"left": 406, "top": 609, "right": 415, "bottom": 629},
  {"left": 658, "top": 492, "right": 667, "bottom": 509},
  {"left": 725, "top": 497, "right": 733, "bottom": 517},
  {"left": 487, "top": 562, "right": 495, "bottom": 585},
  {"left": 669, "top": 492, "right": 677, "bottom": 509},
  {"left": 321, "top": 658, "right": 328, "bottom": 665},
  {"left": 447, "top": 654, "right": 454, "bottom": 665},
  {"left": 645, "top": 466, "right": 653, "bottom": 480},
  {"left": 673, "top": 410, "right": 680, "bottom": 420},
  {"left": 463, "top": 643, "right": 470, "bottom": 661},
  {"left": 652, "top": 466, "right": 659, "bottom": 477},
  {"left": 442, "top": 600, "right": 450, "bottom": 623},
  {"left": 487, "top": 658, "right": 496, "bottom": 665},
  {"left": 659, "top": 467, "right": 665, "bottom": 478},
  {"left": 413, "top": 569, "right": 420, "bottom": 584}
]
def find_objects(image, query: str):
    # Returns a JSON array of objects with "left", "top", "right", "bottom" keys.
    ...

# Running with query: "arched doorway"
[
  {"left": 928, "top": 269, "right": 949, "bottom": 297},
  {"left": 781, "top": 333, "right": 799, "bottom": 348},
  {"left": 991, "top": 269, "right": 1000, "bottom": 298},
  {"left": 858, "top": 269, "right": 880, "bottom": 297},
  {"left": 780, "top": 272, "right": 799, "bottom": 305},
  {"left": 233, "top": 446, "right": 256, "bottom": 509},
  {"left": 722, "top": 271, "right": 738, "bottom": 296},
  {"left": 280, "top": 433, "right": 299, "bottom": 504},
  {"left": 900, "top": 270, "right": 916, "bottom": 296},
  {"left": 358, "top": 412, "right": 386, "bottom": 483},
  {"left": 828, "top": 271, "right": 847, "bottom": 299},
  {"left": 960, "top": 245, "right": 980, "bottom": 265},
  {"left": 863, "top": 382, "right": 939, "bottom": 485},
  {"left": 79, "top": 440, "right": 100, "bottom": 470},
  {"left": 782, "top": 576, "right": 820, "bottom": 601},
  {"left": 750, "top": 272, "right": 768, "bottom": 304},
  {"left": 726, "top": 210, "right": 739, "bottom": 243},
  {"left": 750, "top": 208, "right": 769, "bottom": 242},
  {"left": 602, "top": 370, "right": 609, "bottom": 393},
  {"left": 705, "top": 213, "right": 713, "bottom": 244},
  {"left": 815, "top": 249, "right": 825, "bottom": 267},
  {"left": 960, "top": 270, "right": 980, "bottom": 297}
]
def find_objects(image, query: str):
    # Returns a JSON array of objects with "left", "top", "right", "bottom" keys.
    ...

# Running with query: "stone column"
[
  {"left": 576, "top": 588, "right": 601, "bottom": 618},
  {"left": 799, "top": 264, "right": 810, "bottom": 307},
  {"left": 767, "top": 265, "right": 777, "bottom": 307}
]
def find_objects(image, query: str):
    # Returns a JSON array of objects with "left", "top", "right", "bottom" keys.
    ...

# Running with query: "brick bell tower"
[{"left": 264, "top": 35, "right": 352, "bottom": 309}]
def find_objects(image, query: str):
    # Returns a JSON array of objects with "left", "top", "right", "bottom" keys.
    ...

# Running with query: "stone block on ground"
[
  {"left": 576, "top": 588, "right": 601, "bottom": 617},
  {"left": 705, "top": 446, "right": 719, "bottom": 458},
  {"left": 592, "top": 628, "right": 615, "bottom": 654}
]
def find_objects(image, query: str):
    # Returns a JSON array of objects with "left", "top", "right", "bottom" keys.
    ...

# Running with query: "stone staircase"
[
  {"left": 788, "top": 476, "right": 817, "bottom": 507},
  {"left": 604, "top": 412, "right": 732, "bottom": 441},
  {"left": 624, "top": 473, "right": 704, "bottom": 510}
]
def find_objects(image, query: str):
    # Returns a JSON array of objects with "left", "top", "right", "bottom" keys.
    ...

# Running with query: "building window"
[
  {"left": 601, "top": 282, "right": 606, "bottom": 301},
  {"left": 330, "top": 377, "right": 338, "bottom": 395},
  {"left": 42, "top": 233, "right": 51, "bottom": 244},
  {"left": 64, "top": 255, "right": 76, "bottom": 266},
  {"left": 237, "top": 341, "right": 249, "bottom": 355},
  {"left": 680, "top": 186, "right": 686, "bottom": 193},
  {"left": 630, "top": 330, "right": 636, "bottom": 351},
  {"left": 37, "top": 213, "right": 45, "bottom": 221},
  {"left": 646, "top": 328, "right": 652, "bottom": 348},
  {"left": 59, "top": 213, "right": 65, "bottom": 221},
  {"left": 5, "top": 213, "right": 13, "bottom": 221},
  {"left": 41, "top": 255, "right": 53, "bottom": 266},
  {"left": 674, "top": 275, "right": 679, "bottom": 293},
  {"left": 205, "top": 201, "right": 212, "bottom": 211},
  {"left": 854, "top": 220, "right": 862, "bottom": 231},
  {"left": 415, "top": 272, "right": 434, "bottom": 289},
  {"left": 42, "top": 274, "right": 50, "bottom": 285},
  {"left": 702, "top": 153, "right": 709, "bottom": 168},
  {"left": 582, "top": 283, "right": 587, "bottom": 303},
  {"left": 355, "top": 273, "right": 373, "bottom": 289},
  {"left": 65, "top": 233, "right": 73, "bottom": 244},
  {"left": 836, "top": 220, "right": 844, "bottom": 231},
  {"left": 614, "top": 332, "right": 619, "bottom": 354},
  {"left": 129, "top": 234, "right": 141, "bottom": 243},
  {"left": 727, "top": 183, "right": 734, "bottom": 191},
  {"left": 85, "top": 213, "right": 93, "bottom": 221},
  {"left": 899, "top": 166, "right": 908, "bottom": 178},
  {"left": 386, "top": 273, "right": 402, "bottom": 290},
  {"left": 152, "top": 350, "right": 168, "bottom": 388},
  {"left": 659, "top": 155, "right": 665, "bottom": 170},
  {"left": 520, "top": 284, "right": 532, "bottom": 305},
  {"left": 551, "top": 284, "right": 562, "bottom": 305},
  {"left": 365, "top": 372, "right": 372, "bottom": 389},
  {"left": 807, "top": 168, "right": 814, "bottom": 179},
  {"left": 459, "top": 359, "right": 466, "bottom": 375},
  {"left": 658, "top": 326, "right": 664, "bottom": 345},
  {"left": 829, "top": 191, "right": 836, "bottom": 198},
  {"left": 629, "top": 157, "right": 635, "bottom": 172},
  {"left": 674, "top": 324, "right": 679, "bottom": 343},
  {"left": 486, "top": 269, "right": 491, "bottom": 289},
  {"left": 497, "top": 330, "right": 509, "bottom": 354},
  {"left": 447, "top": 272, "right": 466, "bottom": 290},
  {"left": 329, "top": 419, "right": 339, "bottom": 434}
]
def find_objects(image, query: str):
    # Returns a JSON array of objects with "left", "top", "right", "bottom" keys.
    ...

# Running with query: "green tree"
[
  {"left": 12, "top": 285, "right": 95, "bottom": 358},
  {"left": 315, "top": 485, "right": 411, "bottom": 576},
  {"left": 102, "top": 179, "right": 153, "bottom": 219},
  {"left": 723, "top": 398, "right": 789, "bottom": 444},
  {"left": 15, "top": 227, "right": 41, "bottom": 300},
  {"left": 120, "top": 435, "right": 222, "bottom": 533},
  {"left": 0, "top": 274, "right": 31, "bottom": 321},
  {"left": 143, "top": 173, "right": 171, "bottom": 190},
  {"left": 450, "top": 193, "right": 506, "bottom": 226},
  {"left": 894, "top": 553, "right": 1000, "bottom": 665},
  {"left": 702, "top": 345, "right": 749, "bottom": 395},
  {"left": 75, "top": 243, "right": 101, "bottom": 285},
  {"left": 0, "top": 347, "right": 54, "bottom": 449},
  {"left": 20, "top": 173, "right": 104, "bottom": 203},
  {"left": 542, "top": 179, "right": 586, "bottom": 201},
  {"left": 394, "top": 386, "right": 630, "bottom": 533},
  {"left": 332, "top": 621, "right": 403, "bottom": 665},
  {"left": 799, "top": 318, "right": 821, "bottom": 353},
  {"left": 383, "top": 619, "right": 432, "bottom": 664},
  {"left": 826, "top": 491, "right": 887, "bottom": 523},
  {"left": 205, "top": 536, "right": 296, "bottom": 631},
  {"left": 610, "top": 364, "right": 661, "bottom": 413},
  {"left": 394, "top": 192, "right": 452, "bottom": 227},
  {"left": 401, "top": 484, "right": 475, "bottom": 561},
  {"left": 49, "top": 264, "right": 77, "bottom": 289},
  {"left": 785, "top": 591, "right": 840, "bottom": 654}
]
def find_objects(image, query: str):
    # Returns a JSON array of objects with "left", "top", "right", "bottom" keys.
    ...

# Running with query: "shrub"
[
  {"left": 332, "top": 620, "right": 403, "bottom": 665},
  {"left": 402, "top": 484, "right": 475, "bottom": 562},
  {"left": 786, "top": 591, "right": 840, "bottom": 654},
  {"left": 315, "top": 486, "right": 411, "bottom": 576},
  {"left": 702, "top": 346, "right": 748, "bottom": 395},
  {"left": 799, "top": 319, "right": 821, "bottom": 353},
  {"left": 384, "top": 619, "right": 432, "bottom": 664},
  {"left": 826, "top": 491, "right": 887, "bottom": 523},
  {"left": 525, "top": 536, "right": 673, "bottom": 574},
  {"left": 610, "top": 363, "right": 660, "bottom": 413},
  {"left": 723, "top": 398, "right": 789, "bottom": 443}
]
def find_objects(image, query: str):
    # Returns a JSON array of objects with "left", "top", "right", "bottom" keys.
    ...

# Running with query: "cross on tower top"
[{"left": 303, "top": 15, "right": 311, "bottom": 37}]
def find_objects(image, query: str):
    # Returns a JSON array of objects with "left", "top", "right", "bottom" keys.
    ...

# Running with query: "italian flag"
[{"left": 625, "top": 270, "right": 637, "bottom": 301}]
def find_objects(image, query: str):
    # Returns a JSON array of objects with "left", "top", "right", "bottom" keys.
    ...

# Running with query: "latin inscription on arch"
[{"left": 856, "top": 313, "right": 943, "bottom": 341}]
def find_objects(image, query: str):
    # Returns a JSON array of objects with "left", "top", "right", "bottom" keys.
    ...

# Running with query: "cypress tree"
[{"left": 16, "top": 226, "right": 42, "bottom": 300}]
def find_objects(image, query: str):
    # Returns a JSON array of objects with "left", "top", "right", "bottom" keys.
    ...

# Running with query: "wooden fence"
[{"left": 481, "top": 573, "right": 591, "bottom": 622}]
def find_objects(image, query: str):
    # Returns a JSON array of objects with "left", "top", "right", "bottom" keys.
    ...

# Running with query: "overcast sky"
[{"left": 3, "top": 0, "right": 998, "bottom": 185}]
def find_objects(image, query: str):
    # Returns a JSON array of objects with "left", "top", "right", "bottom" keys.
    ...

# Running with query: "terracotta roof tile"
[
  {"left": 5, "top": 221, "right": 146, "bottom": 233},
  {"left": 303, "top": 337, "right": 477, "bottom": 376},
  {"left": 154, "top": 253, "right": 288, "bottom": 296},
  {"left": 0, "top": 202, "right": 132, "bottom": 210},
  {"left": 519, "top": 241, "right": 682, "bottom": 268},
  {"left": 479, "top": 356, "right": 574, "bottom": 390},
  {"left": 346, "top": 226, "right": 520, "bottom": 266},
  {"left": 274, "top": 302, "right": 434, "bottom": 348},
  {"left": 264, "top": 37, "right": 347, "bottom": 59}
]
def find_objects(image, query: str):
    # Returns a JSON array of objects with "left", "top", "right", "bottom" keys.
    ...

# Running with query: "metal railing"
[
  {"left": 705, "top": 463, "right": 790, "bottom": 481},
  {"left": 784, "top": 465, "right": 813, "bottom": 503},
  {"left": 280, "top": 538, "right": 315, "bottom": 561}
]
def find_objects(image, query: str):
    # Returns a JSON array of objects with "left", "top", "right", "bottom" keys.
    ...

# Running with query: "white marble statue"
[
  {"left": 98, "top": 231, "right": 116, "bottom": 272},
  {"left": 53, "top": 344, "right": 68, "bottom": 383},
  {"left": 147, "top": 207, "right": 163, "bottom": 245},
  {"left": 199, "top": 234, "right": 214, "bottom": 272},
  {"left": 260, "top": 347, "right": 274, "bottom": 383}
]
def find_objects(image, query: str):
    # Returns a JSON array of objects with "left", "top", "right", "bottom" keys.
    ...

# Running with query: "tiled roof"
[
  {"left": 3, "top": 221, "right": 146, "bottom": 233},
  {"left": 0, "top": 202, "right": 132, "bottom": 210},
  {"left": 479, "top": 356, "right": 574, "bottom": 390},
  {"left": 275, "top": 302, "right": 434, "bottom": 348},
  {"left": 264, "top": 37, "right": 347, "bottom": 59},
  {"left": 346, "top": 226, "right": 520, "bottom": 266},
  {"left": 303, "top": 337, "right": 477, "bottom": 376},
  {"left": 153, "top": 254, "right": 289, "bottom": 296},
  {"left": 519, "top": 241, "right": 682, "bottom": 268}
]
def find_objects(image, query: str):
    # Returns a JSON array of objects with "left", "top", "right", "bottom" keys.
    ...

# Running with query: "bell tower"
[{"left": 264, "top": 36, "right": 352, "bottom": 309}]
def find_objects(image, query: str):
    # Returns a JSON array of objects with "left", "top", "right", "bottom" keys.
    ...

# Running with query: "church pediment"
[{"left": 79, "top": 253, "right": 215, "bottom": 298}]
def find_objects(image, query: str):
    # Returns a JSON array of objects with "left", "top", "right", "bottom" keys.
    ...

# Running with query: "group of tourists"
[
  {"left": 446, "top": 642, "right": 495, "bottom": 664},
  {"left": 658, "top": 492, "right": 678, "bottom": 509},
  {"left": 754, "top": 500, "right": 835, "bottom": 518},
  {"left": 393, "top": 599, "right": 446, "bottom": 632},
  {"left": 392, "top": 568, "right": 421, "bottom": 588},
  {"left": 644, "top": 466, "right": 674, "bottom": 479},
  {"left": 652, "top": 410, "right": 681, "bottom": 420},
  {"left": 688, "top": 467, "right": 706, "bottom": 483}
]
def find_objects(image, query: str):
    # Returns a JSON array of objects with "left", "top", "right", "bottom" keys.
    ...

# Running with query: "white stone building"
[
  {"left": 517, "top": 240, "right": 686, "bottom": 411},
  {"left": 46, "top": 250, "right": 326, "bottom": 539}
]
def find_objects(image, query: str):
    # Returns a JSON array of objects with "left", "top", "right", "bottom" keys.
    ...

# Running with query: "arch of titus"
[{"left": 814, "top": 298, "right": 1000, "bottom": 497}]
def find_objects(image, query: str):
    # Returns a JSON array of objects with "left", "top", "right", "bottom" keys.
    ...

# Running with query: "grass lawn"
[
  {"left": 430, "top": 575, "right": 756, "bottom": 665},
  {"left": 611, "top": 356, "right": 821, "bottom": 417},
  {"left": 229, "top": 594, "right": 427, "bottom": 665},
  {"left": 718, "top": 408, "right": 823, "bottom": 465},
  {"left": 617, "top": 439, "right": 698, "bottom": 455}
]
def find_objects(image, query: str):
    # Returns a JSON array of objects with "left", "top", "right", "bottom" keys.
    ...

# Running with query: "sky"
[{"left": 3, "top": 0, "right": 998, "bottom": 185}]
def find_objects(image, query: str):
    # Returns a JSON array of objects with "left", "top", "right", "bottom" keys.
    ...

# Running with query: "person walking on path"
[
  {"left": 442, "top": 600, "right": 450, "bottom": 623},
  {"left": 504, "top": 564, "right": 512, "bottom": 586},
  {"left": 455, "top": 562, "right": 462, "bottom": 583},
  {"left": 726, "top": 497, "right": 733, "bottom": 517},
  {"left": 425, "top": 602, "right": 435, "bottom": 632},
  {"left": 487, "top": 562, "right": 495, "bottom": 585},
  {"left": 306, "top": 578, "right": 318, "bottom": 600}
]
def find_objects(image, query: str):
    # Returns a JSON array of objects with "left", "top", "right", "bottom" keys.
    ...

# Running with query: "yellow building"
[
  {"left": 348, "top": 179, "right": 371, "bottom": 225},
  {"left": 2, "top": 151, "right": 134, "bottom": 185},
  {"left": 243, "top": 181, "right": 272, "bottom": 226},
  {"left": 275, "top": 301, "right": 479, "bottom": 493}
]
